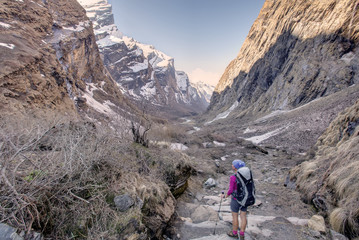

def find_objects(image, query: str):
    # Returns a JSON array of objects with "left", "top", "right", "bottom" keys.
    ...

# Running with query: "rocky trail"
[{"left": 165, "top": 131, "right": 348, "bottom": 240}]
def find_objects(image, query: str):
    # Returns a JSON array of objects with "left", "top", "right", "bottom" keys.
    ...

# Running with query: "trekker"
[{"left": 223, "top": 159, "right": 252, "bottom": 240}]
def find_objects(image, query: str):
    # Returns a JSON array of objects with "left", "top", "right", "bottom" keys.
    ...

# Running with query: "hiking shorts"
[{"left": 230, "top": 197, "right": 247, "bottom": 213}]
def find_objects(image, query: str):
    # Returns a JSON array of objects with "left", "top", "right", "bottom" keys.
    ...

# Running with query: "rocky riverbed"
[{"left": 164, "top": 127, "right": 348, "bottom": 240}]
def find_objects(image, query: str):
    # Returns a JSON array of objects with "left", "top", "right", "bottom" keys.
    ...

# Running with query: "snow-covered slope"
[
  {"left": 191, "top": 81, "right": 215, "bottom": 104},
  {"left": 77, "top": 0, "right": 207, "bottom": 117}
]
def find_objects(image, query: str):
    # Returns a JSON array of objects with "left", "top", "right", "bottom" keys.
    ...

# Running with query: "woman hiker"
[{"left": 222, "top": 159, "right": 248, "bottom": 240}]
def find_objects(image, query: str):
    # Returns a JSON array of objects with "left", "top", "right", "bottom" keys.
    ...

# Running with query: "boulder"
[
  {"left": 204, "top": 178, "right": 216, "bottom": 188},
  {"left": 0, "top": 223, "right": 22, "bottom": 240},
  {"left": 330, "top": 230, "right": 349, "bottom": 240},
  {"left": 191, "top": 205, "right": 218, "bottom": 223},
  {"left": 114, "top": 194, "right": 135, "bottom": 212},
  {"left": 308, "top": 215, "right": 326, "bottom": 233},
  {"left": 0, "top": 224, "right": 42, "bottom": 240}
]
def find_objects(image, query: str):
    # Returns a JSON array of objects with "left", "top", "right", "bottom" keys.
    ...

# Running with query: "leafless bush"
[{"left": 0, "top": 116, "right": 129, "bottom": 238}]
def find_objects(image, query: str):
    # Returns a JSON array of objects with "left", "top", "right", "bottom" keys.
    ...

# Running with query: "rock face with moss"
[
  {"left": 208, "top": 0, "right": 359, "bottom": 117},
  {"left": 290, "top": 100, "right": 359, "bottom": 238}
]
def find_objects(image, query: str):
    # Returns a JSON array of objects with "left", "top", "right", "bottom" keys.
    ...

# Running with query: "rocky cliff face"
[
  {"left": 78, "top": 0, "right": 207, "bottom": 118},
  {"left": 208, "top": 0, "right": 359, "bottom": 118},
  {"left": 0, "top": 0, "right": 133, "bottom": 120}
]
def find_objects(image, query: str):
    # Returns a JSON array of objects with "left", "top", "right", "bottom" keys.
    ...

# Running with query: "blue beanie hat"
[{"left": 232, "top": 159, "right": 245, "bottom": 169}]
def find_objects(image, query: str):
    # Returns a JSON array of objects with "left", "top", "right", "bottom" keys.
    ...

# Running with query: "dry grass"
[
  {"left": 290, "top": 100, "right": 359, "bottom": 238},
  {"left": 148, "top": 122, "right": 189, "bottom": 143}
]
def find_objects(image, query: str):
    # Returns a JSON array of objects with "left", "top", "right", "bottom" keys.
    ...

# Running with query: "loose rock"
[
  {"left": 204, "top": 178, "right": 216, "bottom": 188},
  {"left": 114, "top": 194, "right": 135, "bottom": 212}
]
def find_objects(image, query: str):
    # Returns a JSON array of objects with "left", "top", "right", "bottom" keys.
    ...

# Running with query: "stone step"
[{"left": 180, "top": 212, "right": 309, "bottom": 240}]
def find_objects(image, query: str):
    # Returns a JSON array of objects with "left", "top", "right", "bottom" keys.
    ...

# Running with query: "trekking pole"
[{"left": 213, "top": 191, "right": 224, "bottom": 235}]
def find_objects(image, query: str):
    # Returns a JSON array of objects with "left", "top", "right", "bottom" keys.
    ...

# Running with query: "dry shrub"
[
  {"left": 328, "top": 161, "right": 359, "bottom": 200},
  {"left": 290, "top": 100, "right": 359, "bottom": 238},
  {"left": 0, "top": 114, "right": 196, "bottom": 239},
  {"left": 148, "top": 123, "right": 188, "bottom": 143},
  {"left": 0, "top": 116, "right": 132, "bottom": 239},
  {"left": 330, "top": 208, "right": 348, "bottom": 234},
  {"left": 330, "top": 207, "right": 359, "bottom": 237}
]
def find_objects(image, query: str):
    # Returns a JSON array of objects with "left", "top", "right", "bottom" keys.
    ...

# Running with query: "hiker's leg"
[
  {"left": 229, "top": 198, "right": 240, "bottom": 236},
  {"left": 232, "top": 212, "right": 239, "bottom": 231},
  {"left": 239, "top": 210, "right": 247, "bottom": 232}
]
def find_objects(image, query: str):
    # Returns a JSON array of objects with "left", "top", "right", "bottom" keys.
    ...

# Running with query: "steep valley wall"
[
  {"left": 205, "top": 0, "right": 359, "bottom": 238},
  {"left": 208, "top": 0, "right": 359, "bottom": 116}
]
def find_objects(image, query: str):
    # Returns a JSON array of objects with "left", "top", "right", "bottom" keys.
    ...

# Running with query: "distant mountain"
[
  {"left": 190, "top": 81, "right": 215, "bottom": 105},
  {"left": 77, "top": 0, "right": 207, "bottom": 118}
]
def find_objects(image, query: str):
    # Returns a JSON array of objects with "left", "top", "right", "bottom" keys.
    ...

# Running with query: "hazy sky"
[{"left": 107, "top": 0, "right": 265, "bottom": 86}]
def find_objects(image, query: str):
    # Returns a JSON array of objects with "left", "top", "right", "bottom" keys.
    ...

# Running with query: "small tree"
[
  {"left": 131, "top": 117, "right": 152, "bottom": 147},
  {"left": 131, "top": 102, "right": 152, "bottom": 147}
]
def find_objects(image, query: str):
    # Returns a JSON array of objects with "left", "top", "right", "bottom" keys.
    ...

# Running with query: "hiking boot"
[
  {"left": 239, "top": 234, "right": 245, "bottom": 240},
  {"left": 227, "top": 231, "right": 238, "bottom": 238}
]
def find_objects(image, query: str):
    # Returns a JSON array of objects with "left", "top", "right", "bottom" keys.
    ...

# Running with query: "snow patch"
[
  {"left": 0, "top": 22, "right": 11, "bottom": 29},
  {"left": 0, "top": 43, "right": 15, "bottom": 49},
  {"left": 140, "top": 82, "right": 156, "bottom": 100},
  {"left": 205, "top": 101, "right": 239, "bottom": 125},
  {"left": 170, "top": 143, "right": 188, "bottom": 151},
  {"left": 129, "top": 61, "right": 148, "bottom": 72},
  {"left": 30, "top": 0, "right": 44, "bottom": 7},
  {"left": 113, "top": 56, "right": 128, "bottom": 65},
  {"left": 62, "top": 21, "right": 90, "bottom": 32},
  {"left": 213, "top": 141, "right": 226, "bottom": 147},
  {"left": 83, "top": 87, "right": 116, "bottom": 116},
  {"left": 244, "top": 128, "right": 257, "bottom": 134},
  {"left": 119, "top": 76, "right": 134, "bottom": 82},
  {"left": 245, "top": 125, "right": 292, "bottom": 144},
  {"left": 176, "top": 71, "right": 188, "bottom": 92}
]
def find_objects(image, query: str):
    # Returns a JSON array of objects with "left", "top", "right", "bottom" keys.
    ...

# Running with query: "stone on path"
[
  {"left": 191, "top": 205, "right": 219, "bottom": 223},
  {"left": 191, "top": 232, "right": 253, "bottom": 240}
]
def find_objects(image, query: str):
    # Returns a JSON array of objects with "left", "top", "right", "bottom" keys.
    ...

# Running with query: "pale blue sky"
[{"left": 107, "top": 0, "right": 265, "bottom": 86}]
